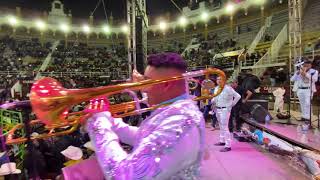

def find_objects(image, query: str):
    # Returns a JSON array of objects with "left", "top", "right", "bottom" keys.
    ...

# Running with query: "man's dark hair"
[{"left": 147, "top": 52, "right": 188, "bottom": 72}]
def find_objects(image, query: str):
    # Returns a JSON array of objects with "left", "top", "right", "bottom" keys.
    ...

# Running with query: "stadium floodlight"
[
  {"left": 225, "top": 3, "right": 235, "bottom": 14},
  {"left": 82, "top": 24, "right": 91, "bottom": 33},
  {"left": 35, "top": 20, "right": 46, "bottom": 31},
  {"left": 159, "top": 21, "right": 167, "bottom": 31},
  {"left": 103, "top": 25, "right": 111, "bottom": 34},
  {"left": 255, "top": 0, "right": 266, "bottom": 5},
  {"left": 121, "top": 25, "right": 129, "bottom": 33},
  {"left": 201, "top": 12, "right": 209, "bottom": 21},
  {"left": 179, "top": 16, "right": 187, "bottom": 27},
  {"left": 60, "top": 23, "right": 70, "bottom": 33},
  {"left": 8, "top": 16, "right": 18, "bottom": 26}
]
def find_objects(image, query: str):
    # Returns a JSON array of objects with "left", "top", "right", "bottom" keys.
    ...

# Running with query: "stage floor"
[
  {"left": 200, "top": 126, "right": 311, "bottom": 180},
  {"left": 242, "top": 111, "right": 320, "bottom": 152},
  {"left": 248, "top": 119, "right": 320, "bottom": 152}
]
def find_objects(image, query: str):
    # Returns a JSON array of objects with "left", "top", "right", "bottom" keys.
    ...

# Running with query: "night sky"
[{"left": 0, "top": 0, "right": 193, "bottom": 21}]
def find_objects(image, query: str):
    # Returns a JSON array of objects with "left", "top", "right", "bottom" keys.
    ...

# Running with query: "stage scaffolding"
[{"left": 127, "top": 0, "right": 148, "bottom": 75}]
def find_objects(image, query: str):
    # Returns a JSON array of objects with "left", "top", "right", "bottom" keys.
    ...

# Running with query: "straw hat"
[
  {"left": 84, "top": 141, "right": 95, "bottom": 152},
  {"left": 0, "top": 163, "right": 21, "bottom": 176},
  {"left": 31, "top": 132, "right": 39, "bottom": 138},
  {"left": 61, "top": 146, "right": 83, "bottom": 160}
]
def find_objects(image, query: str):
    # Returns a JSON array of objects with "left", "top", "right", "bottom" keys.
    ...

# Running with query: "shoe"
[
  {"left": 210, "top": 127, "right": 216, "bottom": 131},
  {"left": 220, "top": 147, "right": 231, "bottom": 152},
  {"left": 214, "top": 142, "right": 226, "bottom": 146}
]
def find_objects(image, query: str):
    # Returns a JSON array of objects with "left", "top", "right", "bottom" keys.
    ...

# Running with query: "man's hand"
[
  {"left": 300, "top": 67, "right": 307, "bottom": 77},
  {"left": 80, "top": 97, "right": 111, "bottom": 125},
  {"left": 132, "top": 69, "right": 145, "bottom": 82},
  {"left": 211, "top": 102, "right": 216, "bottom": 110},
  {"left": 85, "top": 111, "right": 114, "bottom": 130}
]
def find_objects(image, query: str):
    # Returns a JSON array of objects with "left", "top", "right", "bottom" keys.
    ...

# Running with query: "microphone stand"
[
  {"left": 318, "top": 89, "right": 320, "bottom": 129},
  {"left": 287, "top": 70, "right": 292, "bottom": 124},
  {"left": 309, "top": 72, "right": 315, "bottom": 129},
  {"left": 281, "top": 70, "right": 296, "bottom": 125}
]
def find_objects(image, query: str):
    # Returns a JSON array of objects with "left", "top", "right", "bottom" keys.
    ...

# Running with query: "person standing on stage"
[
  {"left": 229, "top": 79, "right": 245, "bottom": 132},
  {"left": 68, "top": 53, "right": 206, "bottom": 180},
  {"left": 211, "top": 77, "right": 241, "bottom": 152},
  {"left": 291, "top": 59, "right": 319, "bottom": 123}
]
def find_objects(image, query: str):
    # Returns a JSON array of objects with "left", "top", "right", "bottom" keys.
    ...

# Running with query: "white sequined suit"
[
  {"left": 86, "top": 98, "right": 205, "bottom": 180},
  {"left": 291, "top": 68, "right": 318, "bottom": 120},
  {"left": 211, "top": 85, "right": 241, "bottom": 148}
]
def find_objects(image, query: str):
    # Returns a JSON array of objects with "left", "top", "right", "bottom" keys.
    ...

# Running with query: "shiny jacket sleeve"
[
  {"left": 305, "top": 70, "right": 319, "bottom": 82},
  {"left": 290, "top": 71, "right": 300, "bottom": 82},
  {"left": 86, "top": 112, "right": 201, "bottom": 180},
  {"left": 112, "top": 118, "right": 139, "bottom": 146}
]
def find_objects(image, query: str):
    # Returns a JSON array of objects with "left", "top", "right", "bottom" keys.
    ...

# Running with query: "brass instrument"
[
  {"left": 200, "top": 79, "right": 215, "bottom": 108},
  {"left": 6, "top": 68, "right": 226, "bottom": 145},
  {"left": 188, "top": 78, "right": 199, "bottom": 90}
]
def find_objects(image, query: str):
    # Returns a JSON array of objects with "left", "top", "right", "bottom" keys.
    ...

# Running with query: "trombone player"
[
  {"left": 291, "top": 58, "right": 318, "bottom": 123},
  {"left": 68, "top": 53, "right": 206, "bottom": 180}
]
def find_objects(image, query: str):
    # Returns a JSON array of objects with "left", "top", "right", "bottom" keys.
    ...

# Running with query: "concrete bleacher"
[
  {"left": 303, "top": 0, "right": 320, "bottom": 32},
  {"left": 254, "top": 10, "right": 288, "bottom": 53}
]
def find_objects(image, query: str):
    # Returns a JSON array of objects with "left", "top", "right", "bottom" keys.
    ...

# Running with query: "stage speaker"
[
  {"left": 250, "top": 104, "right": 273, "bottom": 123},
  {"left": 135, "top": 16, "right": 146, "bottom": 74},
  {"left": 246, "top": 99, "right": 268, "bottom": 111}
]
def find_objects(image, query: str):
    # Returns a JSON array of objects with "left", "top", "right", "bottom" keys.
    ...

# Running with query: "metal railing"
[
  {"left": 182, "top": 38, "right": 201, "bottom": 57},
  {"left": 0, "top": 71, "right": 129, "bottom": 78},
  {"left": 241, "top": 24, "right": 288, "bottom": 76},
  {"left": 247, "top": 16, "right": 273, "bottom": 55},
  {"left": 271, "top": 24, "right": 288, "bottom": 61},
  {"left": 39, "top": 71, "right": 129, "bottom": 78},
  {"left": 38, "top": 40, "right": 60, "bottom": 72}
]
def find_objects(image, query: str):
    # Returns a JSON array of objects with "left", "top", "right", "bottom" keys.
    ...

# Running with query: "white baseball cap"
[
  {"left": 31, "top": 132, "right": 39, "bottom": 138},
  {"left": 0, "top": 162, "right": 21, "bottom": 176},
  {"left": 61, "top": 146, "right": 83, "bottom": 160},
  {"left": 84, "top": 141, "right": 95, "bottom": 152}
]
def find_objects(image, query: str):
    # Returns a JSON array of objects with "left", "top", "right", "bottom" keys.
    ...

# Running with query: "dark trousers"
[
  {"left": 203, "top": 104, "right": 211, "bottom": 121},
  {"left": 229, "top": 103, "right": 242, "bottom": 132},
  {"left": 212, "top": 113, "right": 217, "bottom": 128}
]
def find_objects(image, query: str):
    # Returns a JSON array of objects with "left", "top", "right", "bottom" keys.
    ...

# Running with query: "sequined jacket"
[{"left": 87, "top": 99, "right": 205, "bottom": 180}]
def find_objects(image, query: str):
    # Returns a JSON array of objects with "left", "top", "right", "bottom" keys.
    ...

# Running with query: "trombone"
[
  {"left": 188, "top": 78, "right": 199, "bottom": 91},
  {"left": 5, "top": 68, "right": 226, "bottom": 145}
]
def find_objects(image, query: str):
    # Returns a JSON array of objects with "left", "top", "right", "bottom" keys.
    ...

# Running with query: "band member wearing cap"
[
  {"left": 81, "top": 53, "right": 205, "bottom": 180},
  {"left": 291, "top": 59, "right": 319, "bottom": 122},
  {"left": 211, "top": 77, "right": 241, "bottom": 152},
  {"left": 61, "top": 146, "right": 83, "bottom": 167}
]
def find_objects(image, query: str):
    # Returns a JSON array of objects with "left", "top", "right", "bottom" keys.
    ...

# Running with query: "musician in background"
[
  {"left": 64, "top": 53, "right": 205, "bottom": 180},
  {"left": 291, "top": 59, "right": 319, "bottom": 123},
  {"left": 201, "top": 79, "right": 215, "bottom": 122}
]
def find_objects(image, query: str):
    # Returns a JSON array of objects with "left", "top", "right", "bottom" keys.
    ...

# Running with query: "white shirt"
[
  {"left": 291, "top": 68, "right": 318, "bottom": 92},
  {"left": 141, "top": 92, "right": 149, "bottom": 106},
  {"left": 272, "top": 88, "right": 285, "bottom": 98},
  {"left": 211, "top": 85, "right": 241, "bottom": 108}
]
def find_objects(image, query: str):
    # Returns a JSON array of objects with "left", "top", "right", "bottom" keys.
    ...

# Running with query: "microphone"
[{"left": 0, "top": 100, "right": 31, "bottom": 110}]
